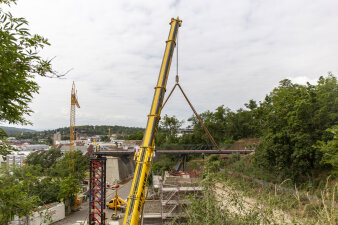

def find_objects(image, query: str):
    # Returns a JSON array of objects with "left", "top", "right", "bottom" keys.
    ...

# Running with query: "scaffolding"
[
  {"left": 160, "top": 184, "right": 202, "bottom": 223},
  {"left": 138, "top": 172, "right": 203, "bottom": 224},
  {"left": 89, "top": 157, "right": 107, "bottom": 225}
]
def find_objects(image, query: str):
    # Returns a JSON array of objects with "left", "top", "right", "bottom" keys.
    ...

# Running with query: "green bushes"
[
  {"left": 314, "top": 125, "right": 338, "bottom": 175},
  {"left": 255, "top": 75, "right": 337, "bottom": 180}
]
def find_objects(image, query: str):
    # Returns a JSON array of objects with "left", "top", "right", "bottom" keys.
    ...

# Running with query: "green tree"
[
  {"left": 0, "top": 0, "right": 58, "bottom": 125},
  {"left": 25, "top": 148, "right": 62, "bottom": 170},
  {"left": 314, "top": 125, "right": 338, "bottom": 175},
  {"left": 58, "top": 174, "right": 80, "bottom": 211},
  {"left": 0, "top": 128, "right": 16, "bottom": 157},
  {"left": 100, "top": 135, "right": 110, "bottom": 142},
  {"left": 48, "top": 150, "right": 88, "bottom": 181},
  {"left": 255, "top": 74, "right": 338, "bottom": 180},
  {"left": 157, "top": 114, "right": 183, "bottom": 146},
  {"left": 0, "top": 176, "right": 40, "bottom": 224},
  {"left": 127, "top": 131, "right": 144, "bottom": 140}
]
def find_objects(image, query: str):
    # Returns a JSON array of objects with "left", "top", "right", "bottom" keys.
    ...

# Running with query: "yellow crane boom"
[{"left": 123, "top": 17, "right": 182, "bottom": 225}]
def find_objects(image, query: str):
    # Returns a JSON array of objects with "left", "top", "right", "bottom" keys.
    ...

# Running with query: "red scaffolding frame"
[{"left": 89, "top": 157, "right": 106, "bottom": 225}]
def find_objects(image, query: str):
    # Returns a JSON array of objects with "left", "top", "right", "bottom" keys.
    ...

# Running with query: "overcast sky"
[{"left": 3, "top": 0, "right": 338, "bottom": 130}]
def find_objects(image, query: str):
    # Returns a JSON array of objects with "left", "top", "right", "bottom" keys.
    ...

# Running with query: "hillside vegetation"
[
  {"left": 11, "top": 125, "right": 144, "bottom": 140},
  {"left": 0, "top": 126, "right": 36, "bottom": 135}
]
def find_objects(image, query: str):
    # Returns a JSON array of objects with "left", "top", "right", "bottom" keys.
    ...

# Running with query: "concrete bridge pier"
[{"left": 106, "top": 156, "right": 135, "bottom": 185}]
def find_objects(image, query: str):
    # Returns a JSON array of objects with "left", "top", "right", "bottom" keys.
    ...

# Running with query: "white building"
[{"left": 5, "top": 151, "right": 31, "bottom": 166}]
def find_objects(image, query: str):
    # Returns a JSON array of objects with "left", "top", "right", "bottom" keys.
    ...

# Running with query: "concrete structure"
[
  {"left": 10, "top": 202, "right": 65, "bottom": 225},
  {"left": 106, "top": 156, "right": 135, "bottom": 185}
]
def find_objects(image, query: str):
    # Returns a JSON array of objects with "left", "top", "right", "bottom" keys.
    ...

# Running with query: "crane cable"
[{"left": 161, "top": 32, "right": 220, "bottom": 150}]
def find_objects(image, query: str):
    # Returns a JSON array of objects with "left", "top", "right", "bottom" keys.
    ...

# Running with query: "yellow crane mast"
[
  {"left": 70, "top": 81, "right": 80, "bottom": 210},
  {"left": 123, "top": 17, "right": 182, "bottom": 225},
  {"left": 70, "top": 81, "right": 80, "bottom": 153}
]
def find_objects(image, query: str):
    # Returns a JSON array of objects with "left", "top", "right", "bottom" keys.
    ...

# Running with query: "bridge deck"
[{"left": 93, "top": 149, "right": 253, "bottom": 156}]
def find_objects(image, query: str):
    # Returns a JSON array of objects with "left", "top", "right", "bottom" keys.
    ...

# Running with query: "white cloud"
[
  {"left": 2, "top": 0, "right": 338, "bottom": 130},
  {"left": 288, "top": 76, "right": 318, "bottom": 85}
]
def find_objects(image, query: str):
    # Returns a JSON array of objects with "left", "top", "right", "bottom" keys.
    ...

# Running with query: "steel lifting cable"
[{"left": 161, "top": 33, "right": 220, "bottom": 150}]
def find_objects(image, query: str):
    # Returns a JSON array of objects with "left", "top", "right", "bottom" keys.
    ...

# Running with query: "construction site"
[
  {"left": 2, "top": 1, "right": 337, "bottom": 225},
  {"left": 79, "top": 17, "right": 253, "bottom": 225}
]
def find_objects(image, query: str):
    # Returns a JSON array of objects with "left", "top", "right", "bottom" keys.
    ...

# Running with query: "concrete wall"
[
  {"left": 106, "top": 156, "right": 135, "bottom": 185},
  {"left": 10, "top": 202, "right": 65, "bottom": 225}
]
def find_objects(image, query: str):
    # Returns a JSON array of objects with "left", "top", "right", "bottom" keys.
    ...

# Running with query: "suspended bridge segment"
[{"left": 92, "top": 149, "right": 254, "bottom": 157}]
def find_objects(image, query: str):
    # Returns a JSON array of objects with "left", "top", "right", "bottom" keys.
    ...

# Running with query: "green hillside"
[
  {"left": 0, "top": 126, "right": 36, "bottom": 135},
  {"left": 11, "top": 125, "right": 144, "bottom": 139}
]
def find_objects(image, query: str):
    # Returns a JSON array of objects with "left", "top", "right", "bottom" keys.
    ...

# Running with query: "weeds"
[{"left": 181, "top": 157, "right": 337, "bottom": 225}]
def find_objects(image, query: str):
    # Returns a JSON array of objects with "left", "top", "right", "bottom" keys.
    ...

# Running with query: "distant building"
[
  {"left": 0, "top": 144, "right": 50, "bottom": 167},
  {"left": 4, "top": 150, "right": 32, "bottom": 166},
  {"left": 52, "top": 132, "right": 61, "bottom": 145},
  {"left": 14, "top": 144, "right": 50, "bottom": 152},
  {"left": 177, "top": 128, "right": 194, "bottom": 137},
  {"left": 58, "top": 142, "right": 91, "bottom": 155},
  {"left": 6, "top": 137, "right": 16, "bottom": 142},
  {"left": 38, "top": 139, "right": 48, "bottom": 143}
]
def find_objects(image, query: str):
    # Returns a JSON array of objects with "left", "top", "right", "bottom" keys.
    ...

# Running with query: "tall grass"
[{"left": 180, "top": 156, "right": 337, "bottom": 225}]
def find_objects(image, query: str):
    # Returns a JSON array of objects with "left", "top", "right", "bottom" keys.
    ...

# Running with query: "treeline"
[
  {"left": 53, "top": 125, "right": 144, "bottom": 136},
  {"left": 0, "top": 126, "right": 35, "bottom": 135},
  {"left": 13, "top": 125, "right": 145, "bottom": 140},
  {"left": 155, "top": 74, "right": 337, "bottom": 180}
]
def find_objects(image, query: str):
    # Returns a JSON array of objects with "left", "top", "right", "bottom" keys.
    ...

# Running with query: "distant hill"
[
  {"left": 48, "top": 125, "right": 144, "bottom": 136},
  {"left": 0, "top": 126, "right": 36, "bottom": 135},
  {"left": 10, "top": 125, "right": 144, "bottom": 139}
]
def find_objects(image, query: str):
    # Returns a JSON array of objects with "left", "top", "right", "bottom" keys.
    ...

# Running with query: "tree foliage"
[
  {"left": 48, "top": 150, "right": 88, "bottom": 181},
  {"left": 156, "top": 114, "right": 183, "bottom": 146},
  {"left": 0, "top": 0, "right": 57, "bottom": 125},
  {"left": 255, "top": 74, "right": 337, "bottom": 179},
  {"left": 127, "top": 131, "right": 144, "bottom": 140},
  {"left": 25, "top": 148, "right": 62, "bottom": 170},
  {"left": 0, "top": 127, "right": 16, "bottom": 157},
  {"left": 101, "top": 135, "right": 110, "bottom": 142},
  {"left": 0, "top": 175, "right": 40, "bottom": 225},
  {"left": 314, "top": 125, "right": 338, "bottom": 175}
]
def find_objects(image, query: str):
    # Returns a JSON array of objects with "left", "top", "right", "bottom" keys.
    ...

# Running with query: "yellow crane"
[
  {"left": 70, "top": 81, "right": 80, "bottom": 210},
  {"left": 123, "top": 17, "right": 182, "bottom": 225},
  {"left": 70, "top": 81, "right": 80, "bottom": 153}
]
